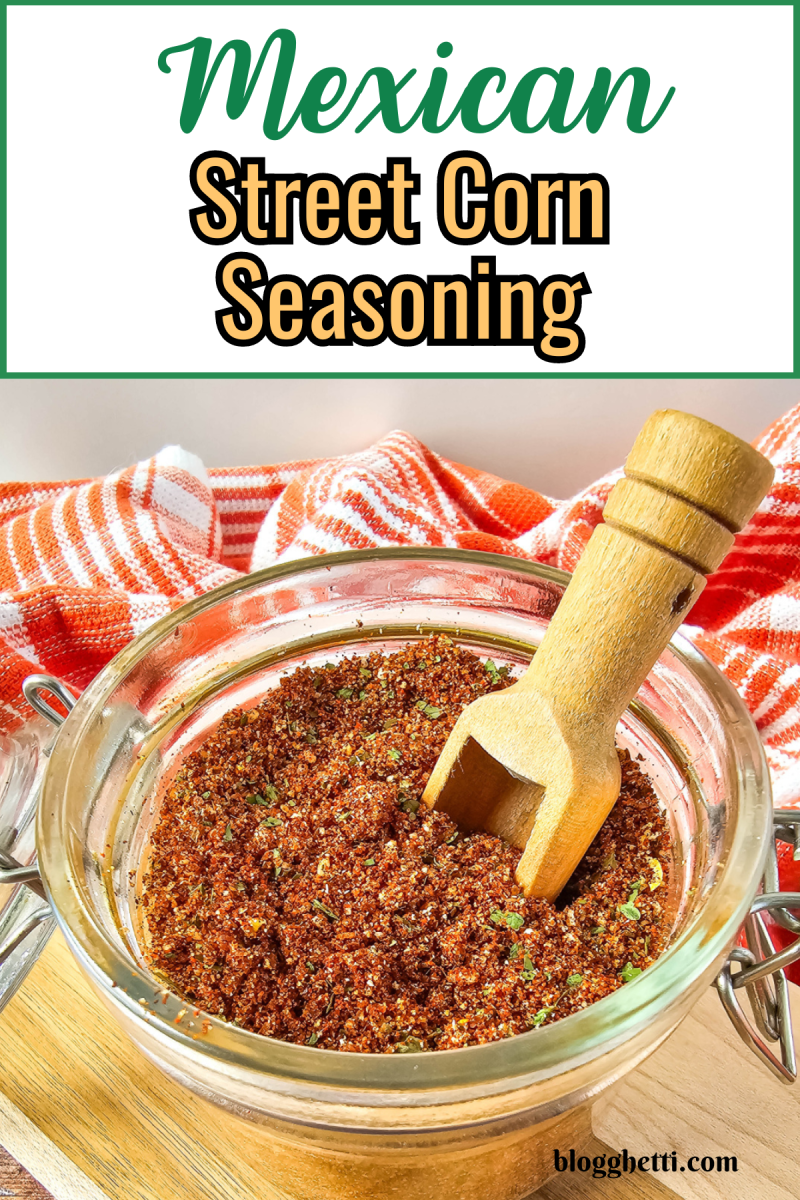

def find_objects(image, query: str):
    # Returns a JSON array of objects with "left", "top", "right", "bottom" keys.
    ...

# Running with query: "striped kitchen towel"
[{"left": 1, "top": 410, "right": 799, "bottom": 815}]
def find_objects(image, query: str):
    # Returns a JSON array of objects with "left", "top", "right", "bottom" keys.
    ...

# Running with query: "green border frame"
[{"left": 1, "top": 0, "right": 795, "bottom": 378}]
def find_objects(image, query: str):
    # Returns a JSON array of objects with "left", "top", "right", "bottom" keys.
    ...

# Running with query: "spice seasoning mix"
[{"left": 142, "top": 636, "right": 671, "bottom": 1053}]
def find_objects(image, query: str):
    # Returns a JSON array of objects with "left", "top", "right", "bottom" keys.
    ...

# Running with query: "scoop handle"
[{"left": 519, "top": 410, "right": 774, "bottom": 734}]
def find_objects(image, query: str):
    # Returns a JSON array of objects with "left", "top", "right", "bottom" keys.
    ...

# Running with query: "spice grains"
[{"left": 142, "top": 636, "right": 671, "bottom": 1053}]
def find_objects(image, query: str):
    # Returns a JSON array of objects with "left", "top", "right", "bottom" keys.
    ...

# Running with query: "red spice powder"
[{"left": 141, "top": 636, "right": 671, "bottom": 1053}]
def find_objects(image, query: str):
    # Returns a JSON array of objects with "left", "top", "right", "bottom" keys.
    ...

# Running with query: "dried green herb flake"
[
  {"left": 490, "top": 910, "right": 524, "bottom": 931},
  {"left": 396, "top": 1036, "right": 424, "bottom": 1054}
]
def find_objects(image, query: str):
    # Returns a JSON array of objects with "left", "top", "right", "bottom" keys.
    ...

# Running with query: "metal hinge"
[
  {"left": 716, "top": 809, "right": 800, "bottom": 1083},
  {"left": 0, "top": 677, "right": 77, "bottom": 1012}
]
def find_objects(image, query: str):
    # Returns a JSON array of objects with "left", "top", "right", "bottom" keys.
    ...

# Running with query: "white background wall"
[{"left": 0, "top": 378, "right": 795, "bottom": 499}]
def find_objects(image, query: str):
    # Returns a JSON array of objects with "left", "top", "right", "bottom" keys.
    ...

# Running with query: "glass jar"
[{"left": 35, "top": 549, "right": 771, "bottom": 1200}]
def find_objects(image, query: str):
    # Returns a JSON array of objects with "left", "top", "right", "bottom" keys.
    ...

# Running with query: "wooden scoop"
[{"left": 422, "top": 410, "right": 774, "bottom": 901}]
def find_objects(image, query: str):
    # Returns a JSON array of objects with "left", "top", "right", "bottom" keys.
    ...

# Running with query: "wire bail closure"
[
  {"left": 0, "top": 678, "right": 77, "bottom": 972},
  {"left": 715, "top": 809, "right": 800, "bottom": 1084}
]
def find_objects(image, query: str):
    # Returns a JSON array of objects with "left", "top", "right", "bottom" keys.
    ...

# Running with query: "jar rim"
[{"left": 38, "top": 547, "right": 772, "bottom": 1096}]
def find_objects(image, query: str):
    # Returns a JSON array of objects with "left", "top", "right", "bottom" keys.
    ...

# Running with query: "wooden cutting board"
[{"left": 0, "top": 931, "right": 796, "bottom": 1200}]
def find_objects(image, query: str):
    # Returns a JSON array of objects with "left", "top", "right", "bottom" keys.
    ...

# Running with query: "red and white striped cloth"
[{"left": 2, "top": 411, "right": 800, "bottom": 811}]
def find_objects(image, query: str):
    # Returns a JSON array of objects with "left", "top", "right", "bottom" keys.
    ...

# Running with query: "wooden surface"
[
  {"left": 0, "top": 1147, "right": 54, "bottom": 1199},
  {"left": 0, "top": 931, "right": 796, "bottom": 1200},
  {"left": 0, "top": 1087, "right": 105, "bottom": 1200},
  {"left": 595, "top": 985, "right": 800, "bottom": 1199},
  {"left": 425, "top": 410, "right": 775, "bottom": 900}
]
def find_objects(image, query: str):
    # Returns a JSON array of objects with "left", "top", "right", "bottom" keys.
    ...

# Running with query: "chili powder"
[{"left": 141, "top": 636, "right": 671, "bottom": 1053}]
